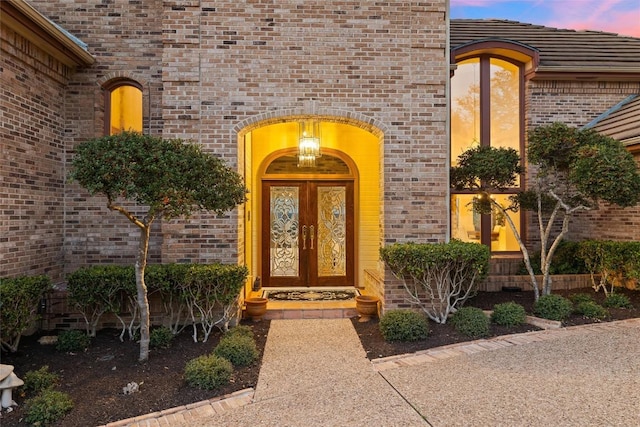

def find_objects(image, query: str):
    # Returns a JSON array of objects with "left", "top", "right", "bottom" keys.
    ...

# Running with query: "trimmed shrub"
[
  {"left": 56, "top": 330, "right": 91, "bottom": 352},
  {"left": 533, "top": 294, "right": 573, "bottom": 321},
  {"left": 22, "top": 366, "right": 59, "bottom": 395},
  {"left": 150, "top": 326, "right": 174, "bottom": 349},
  {"left": 491, "top": 302, "right": 526, "bottom": 327},
  {"left": 569, "top": 293, "right": 594, "bottom": 306},
  {"left": 379, "top": 310, "right": 429, "bottom": 342},
  {"left": 225, "top": 325, "right": 255, "bottom": 339},
  {"left": 213, "top": 334, "right": 258, "bottom": 367},
  {"left": 380, "top": 241, "right": 490, "bottom": 323},
  {"left": 24, "top": 389, "right": 73, "bottom": 426},
  {"left": 0, "top": 275, "right": 52, "bottom": 352},
  {"left": 517, "top": 240, "right": 587, "bottom": 275},
  {"left": 603, "top": 293, "right": 633, "bottom": 309},
  {"left": 574, "top": 301, "right": 609, "bottom": 320},
  {"left": 450, "top": 307, "right": 490, "bottom": 338},
  {"left": 184, "top": 354, "right": 233, "bottom": 390}
]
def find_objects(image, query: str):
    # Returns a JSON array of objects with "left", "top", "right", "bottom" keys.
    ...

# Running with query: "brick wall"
[
  {"left": 27, "top": 1, "right": 449, "bottom": 304},
  {"left": 0, "top": 23, "right": 69, "bottom": 281},
  {"left": 525, "top": 80, "right": 640, "bottom": 246}
]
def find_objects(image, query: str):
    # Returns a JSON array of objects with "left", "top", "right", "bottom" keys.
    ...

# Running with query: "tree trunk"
[
  {"left": 136, "top": 225, "right": 151, "bottom": 362},
  {"left": 491, "top": 200, "right": 540, "bottom": 300}
]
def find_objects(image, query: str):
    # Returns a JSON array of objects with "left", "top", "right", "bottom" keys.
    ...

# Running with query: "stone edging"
[
  {"left": 371, "top": 318, "right": 640, "bottom": 372},
  {"left": 98, "top": 388, "right": 254, "bottom": 427}
]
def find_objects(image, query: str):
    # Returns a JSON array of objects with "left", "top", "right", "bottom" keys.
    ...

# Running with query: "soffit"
[{"left": 1, "top": 0, "right": 94, "bottom": 67}]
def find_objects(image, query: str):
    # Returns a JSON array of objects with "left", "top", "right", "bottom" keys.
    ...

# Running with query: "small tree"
[
  {"left": 451, "top": 123, "right": 640, "bottom": 301},
  {"left": 70, "top": 132, "right": 247, "bottom": 361}
]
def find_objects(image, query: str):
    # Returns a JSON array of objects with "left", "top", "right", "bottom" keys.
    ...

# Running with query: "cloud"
[{"left": 451, "top": 0, "right": 640, "bottom": 38}]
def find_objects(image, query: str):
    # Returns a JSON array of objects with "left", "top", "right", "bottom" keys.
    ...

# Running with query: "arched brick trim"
[
  {"left": 97, "top": 71, "right": 149, "bottom": 88},
  {"left": 233, "top": 107, "right": 388, "bottom": 138},
  {"left": 452, "top": 39, "right": 539, "bottom": 72},
  {"left": 98, "top": 72, "right": 150, "bottom": 135}
]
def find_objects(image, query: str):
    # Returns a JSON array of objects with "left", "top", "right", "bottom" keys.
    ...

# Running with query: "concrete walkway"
[{"left": 109, "top": 318, "right": 640, "bottom": 427}]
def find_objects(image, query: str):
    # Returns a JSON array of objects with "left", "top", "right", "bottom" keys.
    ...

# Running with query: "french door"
[{"left": 261, "top": 180, "right": 354, "bottom": 287}]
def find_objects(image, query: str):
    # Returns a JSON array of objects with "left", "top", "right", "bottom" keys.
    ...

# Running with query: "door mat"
[{"left": 262, "top": 288, "right": 360, "bottom": 301}]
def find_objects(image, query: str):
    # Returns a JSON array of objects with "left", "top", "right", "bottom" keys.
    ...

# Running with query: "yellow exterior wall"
[{"left": 247, "top": 121, "right": 380, "bottom": 287}]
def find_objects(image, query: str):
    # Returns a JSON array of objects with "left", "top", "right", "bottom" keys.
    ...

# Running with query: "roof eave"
[
  {"left": 3, "top": 0, "right": 95, "bottom": 67},
  {"left": 532, "top": 66, "right": 640, "bottom": 81}
]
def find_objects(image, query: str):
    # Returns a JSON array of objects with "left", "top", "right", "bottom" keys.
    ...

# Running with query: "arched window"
[
  {"left": 450, "top": 55, "right": 524, "bottom": 252},
  {"left": 104, "top": 80, "right": 143, "bottom": 135}
]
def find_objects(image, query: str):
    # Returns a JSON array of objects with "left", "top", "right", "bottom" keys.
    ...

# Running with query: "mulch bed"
[
  {"left": 0, "top": 320, "right": 270, "bottom": 427},
  {"left": 352, "top": 287, "right": 640, "bottom": 359},
  {"left": 1, "top": 287, "right": 639, "bottom": 426}
]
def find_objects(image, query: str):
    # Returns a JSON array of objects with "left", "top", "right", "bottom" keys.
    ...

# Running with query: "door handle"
[
  {"left": 301, "top": 225, "right": 307, "bottom": 250},
  {"left": 310, "top": 225, "right": 315, "bottom": 250}
]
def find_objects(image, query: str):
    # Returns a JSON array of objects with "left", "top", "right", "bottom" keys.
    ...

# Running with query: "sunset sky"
[{"left": 450, "top": 0, "right": 640, "bottom": 38}]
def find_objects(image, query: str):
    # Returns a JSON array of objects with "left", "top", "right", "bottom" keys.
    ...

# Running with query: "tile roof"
[
  {"left": 584, "top": 95, "right": 640, "bottom": 151},
  {"left": 451, "top": 19, "right": 640, "bottom": 73}
]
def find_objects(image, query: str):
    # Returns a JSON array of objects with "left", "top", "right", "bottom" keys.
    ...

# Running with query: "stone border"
[
  {"left": 98, "top": 388, "right": 254, "bottom": 427},
  {"left": 371, "top": 318, "right": 640, "bottom": 372}
]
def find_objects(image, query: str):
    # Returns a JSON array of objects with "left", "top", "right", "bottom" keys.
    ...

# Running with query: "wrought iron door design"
[{"left": 262, "top": 181, "right": 354, "bottom": 287}]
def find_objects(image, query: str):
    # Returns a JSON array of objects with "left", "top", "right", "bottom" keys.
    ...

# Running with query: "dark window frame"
[
  {"left": 450, "top": 54, "right": 526, "bottom": 252},
  {"left": 103, "top": 79, "right": 143, "bottom": 136}
]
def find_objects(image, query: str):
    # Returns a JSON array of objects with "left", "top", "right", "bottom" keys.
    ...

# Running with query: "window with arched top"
[
  {"left": 104, "top": 80, "right": 143, "bottom": 135},
  {"left": 450, "top": 54, "right": 524, "bottom": 252}
]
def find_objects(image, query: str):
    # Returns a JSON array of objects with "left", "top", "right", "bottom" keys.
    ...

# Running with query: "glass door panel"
[{"left": 262, "top": 180, "right": 354, "bottom": 287}]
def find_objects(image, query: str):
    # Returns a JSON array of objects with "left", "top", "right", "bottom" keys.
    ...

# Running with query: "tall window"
[
  {"left": 105, "top": 81, "right": 143, "bottom": 135},
  {"left": 450, "top": 56, "right": 523, "bottom": 252}
]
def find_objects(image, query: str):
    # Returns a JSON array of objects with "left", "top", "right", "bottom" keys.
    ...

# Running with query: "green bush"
[
  {"left": 517, "top": 240, "right": 587, "bottom": 275},
  {"left": 56, "top": 330, "right": 91, "bottom": 352},
  {"left": 379, "top": 310, "right": 429, "bottom": 342},
  {"left": 569, "top": 293, "right": 594, "bottom": 306},
  {"left": 184, "top": 354, "right": 233, "bottom": 390},
  {"left": 578, "top": 240, "right": 640, "bottom": 293},
  {"left": 603, "top": 293, "right": 633, "bottom": 309},
  {"left": 0, "top": 275, "right": 52, "bottom": 352},
  {"left": 380, "top": 241, "right": 490, "bottom": 323},
  {"left": 67, "top": 265, "right": 135, "bottom": 336},
  {"left": 225, "top": 325, "right": 255, "bottom": 339},
  {"left": 22, "top": 366, "right": 59, "bottom": 395},
  {"left": 450, "top": 307, "right": 490, "bottom": 338},
  {"left": 213, "top": 334, "right": 258, "bottom": 367},
  {"left": 574, "top": 301, "right": 609, "bottom": 320},
  {"left": 24, "top": 389, "right": 73, "bottom": 426},
  {"left": 490, "top": 302, "right": 526, "bottom": 327},
  {"left": 533, "top": 294, "right": 573, "bottom": 321},
  {"left": 150, "top": 326, "right": 174, "bottom": 349}
]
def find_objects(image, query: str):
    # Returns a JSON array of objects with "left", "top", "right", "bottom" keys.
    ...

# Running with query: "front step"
[
  {"left": 246, "top": 288, "right": 360, "bottom": 320},
  {"left": 263, "top": 301, "right": 358, "bottom": 320}
]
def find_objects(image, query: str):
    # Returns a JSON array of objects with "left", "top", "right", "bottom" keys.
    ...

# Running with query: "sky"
[{"left": 450, "top": 0, "right": 640, "bottom": 38}]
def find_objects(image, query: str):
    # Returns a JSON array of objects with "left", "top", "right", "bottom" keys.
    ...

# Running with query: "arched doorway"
[
  {"left": 261, "top": 150, "right": 356, "bottom": 287},
  {"left": 240, "top": 117, "right": 382, "bottom": 295}
]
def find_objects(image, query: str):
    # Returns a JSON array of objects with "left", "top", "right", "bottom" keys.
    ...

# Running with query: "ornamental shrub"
[
  {"left": 533, "top": 294, "right": 573, "bottom": 321},
  {"left": 0, "top": 275, "right": 52, "bottom": 352},
  {"left": 569, "top": 293, "right": 594, "bottom": 306},
  {"left": 380, "top": 241, "right": 490, "bottom": 323},
  {"left": 150, "top": 326, "right": 174, "bottom": 349},
  {"left": 24, "top": 389, "right": 74, "bottom": 426},
  {"left": 225, "top": 324, "right": 255, "bottom": 339},
  {"left": 450, "top": 307, "right": 490, "bottom": 338},
  {"left": 184, "top": 354, "right": 233, "bottom": 390},
  {"left": 56, "top": 330, "right": 91, "bottom": 352},
  {"left": 603, "top": 293, "right": 633, "bottom": 309},
  {"left": 490, "top": 302, "right": 526, "bottom": 327},
  {"left": 379, "top": 310, "right": 429, "bottom": 342},
  {"left": 22, "top": 366, "right": 59, "bottom": 395},
  {"left": 574, "top": 301, "right": 609, "bottom": 320},
  {"left": 213, "top": 334, "right": 258, "bottom": 367}
]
